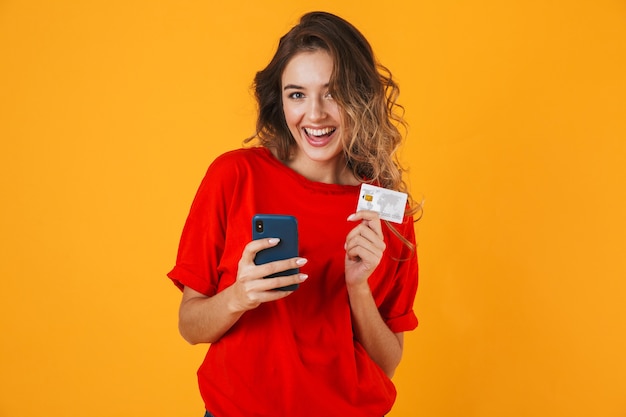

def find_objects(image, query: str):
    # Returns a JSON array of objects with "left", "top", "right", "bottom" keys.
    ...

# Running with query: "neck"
[{"left": 285, "top": 153, "right": 359, "bottom": 186}]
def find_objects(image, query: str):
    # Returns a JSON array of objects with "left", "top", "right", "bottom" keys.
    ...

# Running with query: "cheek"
[
  {"left": 328, "top": 102, "right": 342, "bottom": 123},
  {"left": 282, "top": 104, "right": 300, "bottom": 129}
]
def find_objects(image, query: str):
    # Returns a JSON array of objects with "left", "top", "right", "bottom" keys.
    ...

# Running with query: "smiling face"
[{"left": 281, "top": 50, "right": 352, "bottom": 184}]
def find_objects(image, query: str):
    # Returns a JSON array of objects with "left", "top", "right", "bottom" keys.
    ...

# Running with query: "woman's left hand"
[{"left": 344, "top": 210, "right": 386, "bottom": 288}]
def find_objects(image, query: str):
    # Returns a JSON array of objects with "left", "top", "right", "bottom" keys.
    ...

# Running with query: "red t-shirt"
[{"left": 168, "top": 147, "right": 418, "bottom": 417}]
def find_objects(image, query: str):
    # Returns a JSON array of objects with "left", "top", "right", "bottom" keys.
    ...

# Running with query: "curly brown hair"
[{"left": 246, "top": 11, "right": 420, "bottom": 222}]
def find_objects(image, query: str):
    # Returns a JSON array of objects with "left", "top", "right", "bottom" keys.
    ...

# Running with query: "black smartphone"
[{"left": 252, "top": 214, "right": 300, "bottom": 291}]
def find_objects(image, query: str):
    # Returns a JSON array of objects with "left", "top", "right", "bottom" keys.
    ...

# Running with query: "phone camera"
[{"left": 255, "top": 220, "right": 264, "bottom": 233}]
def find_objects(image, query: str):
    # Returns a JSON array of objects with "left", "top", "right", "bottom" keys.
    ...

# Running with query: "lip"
[{"left": 302, "top": 127, "right": 336, "bottom": 148}]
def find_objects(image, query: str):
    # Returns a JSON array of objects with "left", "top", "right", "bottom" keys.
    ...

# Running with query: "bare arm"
[
  {"left": 178, "top": 238, "right": 308, "bottom": 344},
  {"left": 347, "top": 283, "right": 404, "bottom": 377},
  {"left": 344, "top": 211, "right": 404, "bottom": 377}
]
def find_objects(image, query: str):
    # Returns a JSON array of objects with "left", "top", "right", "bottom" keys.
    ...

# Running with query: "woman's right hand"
[
  {"left": 229, "top": 238, "right": 308, "bottom": 313},
  {"left": 179, "top": 238, "right": 307, "bottom": 345}
]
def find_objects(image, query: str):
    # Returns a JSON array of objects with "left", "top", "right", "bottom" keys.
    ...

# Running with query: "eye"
[
  {"left": 325, "top": 91, "right": 333, "bottom": 99},
  {"left": 288, "top": 91, "right": 305, "bottom": 99}
]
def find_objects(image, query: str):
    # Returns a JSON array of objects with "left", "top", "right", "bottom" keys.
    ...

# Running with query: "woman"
[{"left": 168, "top": 11, "right": 419, "bottom": 417}]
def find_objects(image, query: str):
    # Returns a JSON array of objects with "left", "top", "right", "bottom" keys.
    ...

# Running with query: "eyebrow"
[{"left": 283, "top": 83, "right": 330, "bottom": 91}]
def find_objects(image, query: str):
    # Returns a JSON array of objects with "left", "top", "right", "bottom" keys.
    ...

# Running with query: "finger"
[
  {"left": 241, "top": 237, "right": 281, "bottom": 264},
  {"left": 252, "top": 272, "right": 309, "bottom": 293},
  {"left": 348, "top": 210, "right": 379, "bottom": 222},
  {"left": 347, "top": 211, "right": 384, "bottom": 239},
  {"left": 345, "top": 235, "right": 384, "bottom": 260},
  {"left": 345, "top": 245, "right": 382, "bottom": 270},
  {"left": 256, "top": 257, "right": 308, "bottom": 279},
  {"left": 234, "top": 271, "right": 307, "bottom": 308},
  {"left": 346, "top": 224, "right": 386, "bottom": 251}
]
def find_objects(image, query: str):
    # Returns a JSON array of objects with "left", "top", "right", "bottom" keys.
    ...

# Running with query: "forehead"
[{"left": 281, "top": 50, "right": 334, "bottom": 85}]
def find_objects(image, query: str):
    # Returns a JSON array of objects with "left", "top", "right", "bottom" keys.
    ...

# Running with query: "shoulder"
[
  {"left": 381, "top": 212, "right": 418, "bottom": 253},
  {"left": 399, "top": 213, "right": 418, "bottom": 239},
  {"left": 208, "top": 147, "right": 274, "bottom": 173},
  {"left": 199, "top": 147, "right": 284, "bottom": 195},
  {"left": 210, "top": 147, "right": 265, "bottom": 167},
  {"left": 189, "top": 149, "right": 269, "bottom": 211}
]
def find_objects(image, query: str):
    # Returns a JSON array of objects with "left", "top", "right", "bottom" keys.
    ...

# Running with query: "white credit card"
[{"left": 356, "top": 183, "right": 408, "bottom": 224}]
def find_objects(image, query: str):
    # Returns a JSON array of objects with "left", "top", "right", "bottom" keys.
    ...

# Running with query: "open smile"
[{"left": 302, "top": 127, "right": 337, "bottom": 147}]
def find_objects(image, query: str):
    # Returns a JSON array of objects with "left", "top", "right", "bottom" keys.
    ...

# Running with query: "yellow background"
[{"left": 1, "top": 1, "right": 625, "bottom": 416}]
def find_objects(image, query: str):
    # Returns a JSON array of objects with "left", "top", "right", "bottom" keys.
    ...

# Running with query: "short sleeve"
[
  {"left": 167, "top": 153, "right": 237, "bottom": 296},
  {"left": 379, "top": 215, "right": 419, "bottom": 333}
]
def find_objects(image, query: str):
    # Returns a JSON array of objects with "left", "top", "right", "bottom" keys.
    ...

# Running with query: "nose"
[{"left": 307, "top": 96, "right": 327, "bottom": 121}]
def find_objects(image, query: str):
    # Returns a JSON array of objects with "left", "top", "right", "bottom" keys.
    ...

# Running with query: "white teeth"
[{"left": 304, "top": 127, "right": 335, "bottom": 137}]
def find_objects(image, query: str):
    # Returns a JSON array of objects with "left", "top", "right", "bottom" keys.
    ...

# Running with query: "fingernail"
[
  {"left": 268, "top": 238, "right": 280, "bottom": 244},
  {"left": 347, "top": 213, "right": 357, "bottom": 221},
  {"left": 296, "top": 258, "right": 308, "bottom": 266},
  {"left": 299, "top": 274, "right": 308, "bottom": 281}
]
